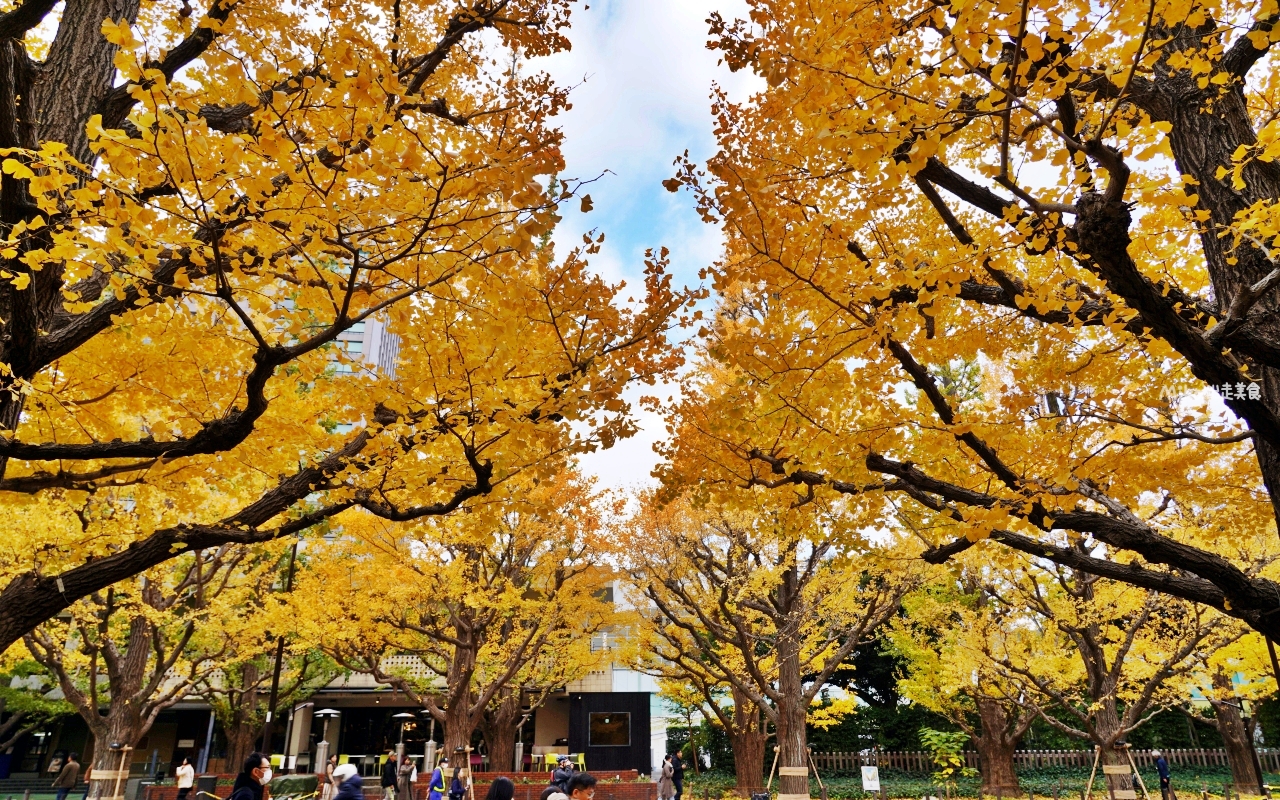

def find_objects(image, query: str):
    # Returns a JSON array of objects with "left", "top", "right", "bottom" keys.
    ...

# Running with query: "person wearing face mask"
[{"left": 230, "top": 753, "right": 273, "bottom": 800}]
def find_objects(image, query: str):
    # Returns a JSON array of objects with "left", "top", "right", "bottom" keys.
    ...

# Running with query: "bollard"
[{"left": 23, "top": 789, "right": 30, "bottom": 800}]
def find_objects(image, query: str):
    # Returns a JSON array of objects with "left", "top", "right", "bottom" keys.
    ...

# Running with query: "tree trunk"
[
  {"left": 1211, "top": 700, "right": 1261, "bottom": 796},
  {"left": 479, "top": 691, "right": 522, "bottom": 774},
  {"left": 442, "top": 695, "right": 476, "bottom": 761},
  {"left": 973, "top": 698, "right": 1020, "bottom": 795},
  {"left": 225, "top": 723, "right": 262, "bottom": 776},
  {"left": 730, "top": 686, "right": 768, "bottom": 795},
  {"left": 1092, "top": 706, "right": 1133, "bottom": 798},
  {"left": 1135, "top": 22, "right": 1280, "bottom": 526},
  {"left": 732, "top": 730, "right": 768, "bottom": 795},
  {"left": 774, "top": 564, "right": 809, "bottom": 800}
]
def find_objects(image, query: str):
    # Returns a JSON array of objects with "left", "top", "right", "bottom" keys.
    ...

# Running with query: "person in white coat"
[{"left": 175, "top": 758, "right": 196, "bottom": 800}]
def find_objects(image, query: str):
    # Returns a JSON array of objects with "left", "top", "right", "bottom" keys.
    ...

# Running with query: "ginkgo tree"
[
  {"left": 295, "top": 467, "right": 616, "bottom": 761},
  {"left": 621, "top": 491, "right": 918, "bottom": 800},
  {"left": 661, "top": 0, "right": 1280, "bottom": 637},
  {"left": 889, "top": 577, "right": 1040, "bottom": 796},
  {"left": 21, "top": 534, "right": 292, "bottom": 799},
  {"left": 0, "top": 0, "right": 696, "bottom": 651}
]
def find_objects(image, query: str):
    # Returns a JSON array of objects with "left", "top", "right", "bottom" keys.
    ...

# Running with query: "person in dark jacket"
[
  {"left": 52, "top": 752, "right": 80, "bottom": 800},
  {"left": 1154, "top": 750, "right": 1174, "bottom": 800},
  {"left": 382, "top": 751, "right": 400, "bottom": 800},
  {"left": 549, "top": 758, "right": 574, "bottom": 792},
  {"left": 229, "top": 753, "right": 272, "bottom": 800},
  {"left": 670, "top": 751, "right": 684, "bottom": 800},
  {"left": 334, "top": 764, "right": 363, "bottom": 800}
]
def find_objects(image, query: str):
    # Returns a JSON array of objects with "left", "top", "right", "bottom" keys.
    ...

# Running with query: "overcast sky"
[{"left": 533, "top": 0, "right": 760, "bottom": 494}]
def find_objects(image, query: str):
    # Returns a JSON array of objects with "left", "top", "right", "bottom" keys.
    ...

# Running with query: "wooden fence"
[{"left": 809, "top": 749, "right": 1280, "bottom": 775}]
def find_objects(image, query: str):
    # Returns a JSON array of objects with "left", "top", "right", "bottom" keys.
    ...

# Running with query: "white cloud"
[{"left": 531, "top": 0, "right": 760, "bottom": 491}]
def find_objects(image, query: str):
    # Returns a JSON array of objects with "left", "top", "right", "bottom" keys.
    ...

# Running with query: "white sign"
[
  {"left": 177, "top": 740, "right": 196, "bottom": 749},
  {"left": 861, "top": 766, "right": 881, "bottom": 792}
]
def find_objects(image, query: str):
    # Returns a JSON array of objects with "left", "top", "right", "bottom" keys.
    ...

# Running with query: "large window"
[{"left": 588, "top": 713, "right": 630, "bottom": 747}]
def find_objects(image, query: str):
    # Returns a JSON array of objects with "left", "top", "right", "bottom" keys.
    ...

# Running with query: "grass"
[{"left": 681, "top": 766, "right": 1280, "bottom": 800}]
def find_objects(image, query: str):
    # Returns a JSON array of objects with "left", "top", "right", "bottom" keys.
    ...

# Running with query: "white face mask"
[{"left": 260, "top": 769, "right": 273, "bottom": 785}]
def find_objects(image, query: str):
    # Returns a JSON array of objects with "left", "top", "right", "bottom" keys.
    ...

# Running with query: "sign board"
[
  {"left": 177, "top": 740, "right": 196, "bottom": 749},
  {"left": 861, "top": 767, "right": 881, "bottom": 792}
]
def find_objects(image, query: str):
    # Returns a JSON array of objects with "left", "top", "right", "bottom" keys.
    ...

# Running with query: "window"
[{"left": 588, "top": 712, "right": 630, "bottom": 747}]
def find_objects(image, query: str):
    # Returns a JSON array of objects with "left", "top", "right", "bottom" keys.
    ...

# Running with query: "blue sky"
[{"left": 532, "top": 0, "right": 760, "bottom": 493}]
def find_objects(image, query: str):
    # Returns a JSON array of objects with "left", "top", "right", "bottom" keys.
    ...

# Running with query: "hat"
[
  {"left": 334, "top": 764, "right": 359, "bottom": 783},
  {"left": 549, "top": 794, "right": 569, "bottom": 800},
  {"left": 558, "top": 756, "right": 572, "bottom": 764},
  {"left": 439, "top": 757, "right": 449, "bottom": 764}
]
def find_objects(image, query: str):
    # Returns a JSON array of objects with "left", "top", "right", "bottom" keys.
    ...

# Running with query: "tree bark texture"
[
  {"left": 729, "top": 686, "right": 768, "bottom": 795},
  {"left": 774, "top": 564, "right": 810, "bottom": 800},
  {"left": 1206, "top": 672, "right": 1262, "bottom": 796},
  {"left": 973, "top": 698, "right": 1021, "bottom": 795},
  {"left": 479, "top": 689, "right": 523, "bottom": 775}
]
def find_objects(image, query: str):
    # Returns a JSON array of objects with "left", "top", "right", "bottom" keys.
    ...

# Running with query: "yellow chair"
[
  {"left": 571, "top": 753, "right": 585, "bottom": 772},
  {"left": 338, "top": 755, "right": 350, "bottom": 766},
  {"left": 543, "top": 753, "right": 558, "bottom": 771},
  {"left": 271, "top": 756, "right": 284, "bottom": 768}
]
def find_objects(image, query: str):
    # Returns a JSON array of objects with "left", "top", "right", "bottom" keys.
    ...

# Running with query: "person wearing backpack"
[{"left": 549, "top": 758, "right": 573, "bottom": 793}]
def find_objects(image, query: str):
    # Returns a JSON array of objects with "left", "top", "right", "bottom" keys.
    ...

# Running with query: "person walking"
[
  {"left": 175, "top": 757, "right": 196, "bottom": 800},
  {"left": 229, "top": 753, "right": 273, "bottom": 800},
  {"left": 382, "top": 750, "right": 401, "bottom": 800},
  {"left": 657, "top": 756, "right": 675, "bottom": 800},
  {"left": 334, "top": 764, "right": 363, "bottom": 800},
  {"left": 1154, "top": 751, "right": 1174, "bottom": 800},
  {"left": 398, "top": 755, "right": 417, "bottom": 800},
  {"left": 52, "top": 752, "right": 80, "bottom": 800},
  {"left": 670, "top": 750, "right": 684, "bottom": 800}
]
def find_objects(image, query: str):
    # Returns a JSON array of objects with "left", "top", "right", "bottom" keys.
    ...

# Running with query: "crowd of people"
[{"left": 215, "top": 745, "right": 699, "bottom": 800}]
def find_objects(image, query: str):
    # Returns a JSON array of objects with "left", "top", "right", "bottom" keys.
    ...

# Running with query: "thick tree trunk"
[
  {"left": 225, "top": 724, "right": 262, "bottom": 776},
  {"left": 730, "top": 686, "right": 768, "bottom": 795},
  {"left": 479, "top": 691, "right": 522, "bottom": 774},
  {"left": 1091, "top": 706, "right": 1133, "bottom": 798},
  {"left": 774, "top": 565, "right": 809, "bottom": 800},
  {"left": 973, "top": 698, "right": 1020, "bottom": 795},
  {"left": 1212, "top": 700, "right": 1261, "bottom": 795},
  {"left": 441, "top": 694, "right": 476, "bottom": 761},
  {"left": 732, "top": 730, "right": 768, "bottom": 795},
  {"left": 1136, "top": 23, "right": 1280, "bottom": 526}
]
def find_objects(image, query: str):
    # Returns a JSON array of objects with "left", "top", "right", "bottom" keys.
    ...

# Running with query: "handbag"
[{"left": 751, "top": 749, "right": 780, "bottom": 800}]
